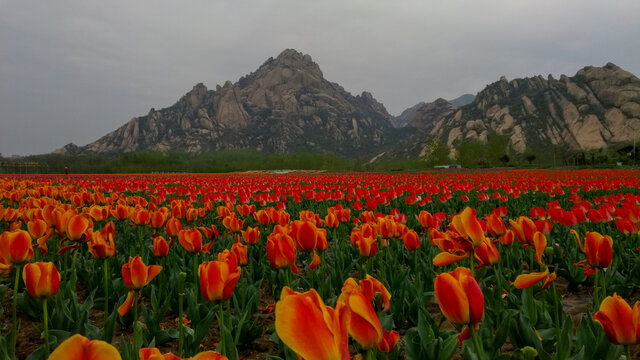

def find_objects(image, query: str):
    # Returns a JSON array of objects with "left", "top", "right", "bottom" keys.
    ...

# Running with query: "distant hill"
[
  {"left": 54, "top": 52, "right": 639, "bottom": 163},
  {"left": 381, "top": 63, "right": 640, "bottom": 161},
  {"left": 57, "top": 49, "right": 401, "bottom": 158},
  {"left": 449, "top": 94, "right": 475, "bottom": 108}
]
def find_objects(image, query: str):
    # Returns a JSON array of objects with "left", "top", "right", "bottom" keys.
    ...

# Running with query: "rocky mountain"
[
  {"left": 384, "top": 63, "right": 640, "bottom": 160},
  {"left": 61, "top": 49, "right": 398, "bottom": 158},
  {"left": 392, "top": 94, "right": 475, "bottom": 128},
  {"left": 449, "top": 94, "right": 475, "bottom": 108}
]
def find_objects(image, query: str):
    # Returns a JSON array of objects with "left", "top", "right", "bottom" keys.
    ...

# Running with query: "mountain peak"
[{"left": 262, "top": 48, "right": 323, "bottom": 76}]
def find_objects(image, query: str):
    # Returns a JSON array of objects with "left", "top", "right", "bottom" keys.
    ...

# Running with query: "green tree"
[{"left": 455, "top": 139, "right": 486, "bottom": 168}]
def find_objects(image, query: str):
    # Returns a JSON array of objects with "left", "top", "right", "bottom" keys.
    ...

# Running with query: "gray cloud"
[{"left": 1, "top": 0, "right": 639, "bottom": 155}]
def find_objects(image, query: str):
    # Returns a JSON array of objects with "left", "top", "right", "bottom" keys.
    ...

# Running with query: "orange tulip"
[
  {"left": 593, "top": 294, "right": 640, "bottom": 345},
  {"left": 231, "top": 242, "right": 248, "bottom": 266},
  {"left": 140, "top": 347, "right": 228, "bottom": 360},
  {"left": 87, "top": 205, "right": 109, "bottom": 222},
  {"left": 22, "top": 261, "right": 60, "bottom": 298},
  {"left": 416, "top": 210, "right": 441, "bottom": 230},
  {"left": 431, "top": 229, "right": 472, "bottom": 266},
  {"left": 356, "top": 235, "right": 377, "bottom": 257},
  {"left": 0, "top": 229, "right": 34, "bottom": 264},
  {"left": 48, "top": 334, "right": 121, "bottom": 360},
  {"left": 376, "top": 216, "right": 398, "bottom": 239},
  {"left": 131, "top": 207, "right": 151, "bottom": 225},
  {"left": 27, "top": 219, "right": 49, "bottom": 239},
  {"left": 275, "top": 287, "right": 350, "bottom": 360},
  {"left": 402, "top": 229, "right": 421, "bottom": 250},
  {"left": 309, "top": 251, "right": 321, "bottom": 270},
  {"left": 87, "top": 229, "right": 116, "bottom": 259},
  {"left": 118, "top": 256, "right": 162, "bottom": 316},
  {"left": 199, "top": 257, "right": 241, "bottom": 302},
  {"left": 236, "top": 204, "right": 255, "bottom": 217},
  {"left": 291, "top": 220, "right": 318, "bottom": 251},
  {"left": 254, "top": 209, "right": 271, "bottom": 225},
  {"left": 121, "top": 256, "right": 162, "bottom": 290},
  {"left": 66, "top": 214, "right": 91, "bottom": 241},
  {"left": 339, "top": 282, "right": 382, "bottom": 349},
  {"left": 222, "top": 215, "right": 244, "bottom": 234},
  {"left": 434, "top": 267, "right": 484, "bottom": 325},
  {"left": 165, "top": 217, "right": 183, "bottom": 237},
  {"left": 111, "top": 204, "right": 131, "bottom": 220},
  {"left": 377, "top": 330, "right": 400, "bottom": 353},
  {"left": 149, "top": 210, "right": 168, "bottom": 229},
  {"left": 152, "top": 236, "right": 171, "bottom": 257},
  {"left": 474, "top": 237, "right": 500, "bottom": 268},
  {"left": 509, "top": 216, "right": 537, "bottom": 244},
  {"left": 266, "top": 233, "right": 297, "bottom": 272},
  {"left": 485, "top": 213, "right": 506, "bottom": 236},
  {"left": 316, "top": 228, "right": 328, "bottom": 251},
  {"left": 498, "top": 229, "right": 514, "bottom": 246},
  {"left": 572, "top": 230, "right": 613, "bottom": 270},
  {"left": 27, "top": 219, "right": 53, "bottom": 254},
  {"left": 241, "top": 226, "right": 260, "bottom": 245},
  {"left": 451, "top": 207, "right": 485, "bottom": 247},
  {"left": 533, "top": 231, "right": 547, "bottom": 266},
  {"left": 178, "top": 228, "right": 213, "bottom": 254},
  {"left": 325, "top": 212, "right": 340, "bottom": 229},
  {"left": 0, "top": 256, "right": 12, "bottom": 276}
]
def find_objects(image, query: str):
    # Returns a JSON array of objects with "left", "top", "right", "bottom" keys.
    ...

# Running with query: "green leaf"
[{"left": 439, "top": 333, "right": 459, "bottom": 360}]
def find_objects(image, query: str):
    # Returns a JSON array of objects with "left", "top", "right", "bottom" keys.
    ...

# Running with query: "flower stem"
[
  {"left": 600, "top": 268, "right": 607, "bottom": 299},
  {"left": 11, "top": 264, "right": 23, "bottom": 360},
  {"left": 133, "top": 291, "right": 139, "bottom": 347},
  {"left": 593, "top": 270, "right": 600, "bottom": 310},
  {"left": 628, "top": 345, "right": 632, "bottom": 360},
  {"left": 469, "top": 251, "right": 475, "bottom": 278},
  {"left": 193, "top": 253, "right": 199, "bottom": 303},
  {"left": 43, "top": 298, "right": 50, "bottom": 357},
  {"left": 218, "top": 301, "right": 226, "bottom": 355},
  {"left": 492, "top": 266, "right": 503, "bottom": 323},
  {"left": 552, "top": 282, "right": 561, "bottom": 335},
  {"left": 178, "top": 272, "right": 186, "bottom": 356},
  {"left": 103, "top": 259, "right": 109, "bottom": 323},
  {"left": 469, "top": 324, "right": 484, "bottom": 360},
  {"left": 365, "top": 348, "right": 375, "bottom": 360}
]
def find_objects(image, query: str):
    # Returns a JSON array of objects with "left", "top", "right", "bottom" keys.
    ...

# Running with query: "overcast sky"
[{"left": 1, "top": 0, "right": 639, "bottom": 156}]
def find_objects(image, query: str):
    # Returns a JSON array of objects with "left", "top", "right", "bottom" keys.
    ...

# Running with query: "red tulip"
[
  {"left": 377, "top": 330, "right": 400, "bottom": 353},
  {"left": 241, "top": 226, "right": 260, "bottom": 245},
  {"left": 572, "top": 230, "right": 613, "bottom": 270},
  {"left": 593, "top": 294, "right": 640, "bottom": 345},
  {"left": 165, "top": 217, "right": 183, "bottom": 237},
  {"left": 434, "top": 267, "right": 484, "bottom": 325},
  {"left": 152, "top": 236, "right": 171, "bottom": 257},
  {"left": 266, "top": 233, "right": 297, "bottom": 272}
]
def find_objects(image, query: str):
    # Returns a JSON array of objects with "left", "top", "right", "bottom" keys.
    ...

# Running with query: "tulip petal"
[
  {"left": 435, "top": 272, "right": 470, "bottom": 325},
  {"left": 118, "top": 291, "right": 135, "bottom": 316},
  {"left": 594, "top": 294, "right": 636, "bottom": 345},
  {"left": 514, "top": 270, "right": 548, "bottom": 289},
  {"left": 49, "top": 334, "right": 121, "bottom": 360},
  {"left": 346, "top": 292, "right": 383, "bottom": 349},
  {"left": 433, "top": 252, "right": 468, "bottom": 266},
  {"left": 275, "top": 287, "right": 348, "bottom": 360},
  {"left": 146, "top": 265, "right": 162, "bottom": 285}
]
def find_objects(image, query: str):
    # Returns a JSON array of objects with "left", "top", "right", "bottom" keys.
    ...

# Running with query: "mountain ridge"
[{"left": 54, "top": 50, "right": 639, "bottom": 163}]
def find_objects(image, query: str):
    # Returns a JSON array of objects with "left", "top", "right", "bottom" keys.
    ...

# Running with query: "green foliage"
[{"left": 420, "top": 136, "right": 451, "bottom": 166}]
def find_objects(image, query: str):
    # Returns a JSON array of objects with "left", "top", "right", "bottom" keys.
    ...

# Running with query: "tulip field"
[{"left": 2, "top": 169, "right": 640, "bottom": 360}]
